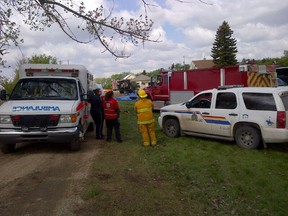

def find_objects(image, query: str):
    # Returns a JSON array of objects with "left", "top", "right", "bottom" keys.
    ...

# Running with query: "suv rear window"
[{"left": 243, "top": 93, "right": 276, "bottom": 111}]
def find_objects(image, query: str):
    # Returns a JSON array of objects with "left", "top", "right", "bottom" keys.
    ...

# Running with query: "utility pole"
[{"left": 183, "top": 56, "right": 186, "bottom": 70}]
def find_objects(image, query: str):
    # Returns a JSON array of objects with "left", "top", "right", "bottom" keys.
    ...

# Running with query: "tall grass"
[{"left": 79, "top": 101, "right": 288, "bottom": 216}]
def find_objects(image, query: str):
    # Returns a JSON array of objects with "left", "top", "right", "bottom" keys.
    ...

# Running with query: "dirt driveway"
[{"left": 0, "top": 131, "right": 100, "bottom": 216}]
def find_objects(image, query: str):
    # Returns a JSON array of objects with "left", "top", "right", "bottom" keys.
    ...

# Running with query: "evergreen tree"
[{"left": 211, "top": 21, "right": 238, "bottom": 66}]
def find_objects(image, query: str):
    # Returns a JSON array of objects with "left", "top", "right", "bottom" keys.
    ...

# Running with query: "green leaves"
[{"left": 1, "top": 0, "right": 156, "bottom": 59}]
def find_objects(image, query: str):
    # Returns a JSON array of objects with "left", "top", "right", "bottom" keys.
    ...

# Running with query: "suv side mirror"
[
  {"left": 186, "top": 101, "right": 192, "bottom": 108},
  {"left": 0, "top": 89, "right": 7, "bottom": 101}
]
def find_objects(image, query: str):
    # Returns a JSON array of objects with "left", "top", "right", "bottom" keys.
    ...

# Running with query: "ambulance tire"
[
  {"left": 235, "top": 126, "right": 261, "bottom": 149},
  {"left": 163, "top": 118, "right": 180, "bottom": 138},
  {"left": 1, "top": 143, "right": 16, "bottom": 154},
  {"left": 70, "top": 124, "right": 83, "bottom": 151}
]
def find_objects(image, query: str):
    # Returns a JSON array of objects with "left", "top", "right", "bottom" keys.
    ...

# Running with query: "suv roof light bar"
[{"left": 218, "top": 85, "right": 244, "bottom": 90}]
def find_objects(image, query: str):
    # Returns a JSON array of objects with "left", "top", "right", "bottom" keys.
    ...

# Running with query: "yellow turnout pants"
[{"left": 139, "top": 123, "right": 157, "bottom": 146}]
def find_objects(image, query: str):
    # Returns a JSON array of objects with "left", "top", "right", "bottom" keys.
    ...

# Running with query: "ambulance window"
[
  {"left": 216, "top": 92, "right": 237, "bottom": 109},
  {"left": 78, "top": 81, "right": 84, "bottom": 95},
  {"left": 10, "top": 78, "right": 78, "bottom": 100},
  {"left": 243, "top": 93, "right": 276, "bottom": 111}
]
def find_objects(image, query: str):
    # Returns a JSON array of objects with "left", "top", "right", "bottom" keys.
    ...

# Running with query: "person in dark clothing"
[
  {"left": 88, "top": 88, "right": 104, "bottom": 139},
  {"left": 103, "top": 91, "right": 122, "bottom": 142}
]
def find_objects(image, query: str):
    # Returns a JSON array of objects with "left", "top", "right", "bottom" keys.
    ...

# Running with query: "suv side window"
[
  {"left": 280, "top": 91, "right": 288, "bottom": 111},
  {"left": 243, "top": 93, "right": 276, "bottom": 111},
  {"left": 189, "top": 93, "right": 212, "bottom": 108},
  {"left": 215, "top": 92, "right": 237, "bottom": 109}
]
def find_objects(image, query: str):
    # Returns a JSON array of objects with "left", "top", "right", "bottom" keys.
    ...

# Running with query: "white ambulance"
[{"left": 0, "top": 64, "right": 94, "bottom": 153}]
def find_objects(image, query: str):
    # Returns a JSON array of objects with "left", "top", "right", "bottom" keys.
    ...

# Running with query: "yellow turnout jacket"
[{"left": 134, "top": 98, "right": 154, "bottom": 124}]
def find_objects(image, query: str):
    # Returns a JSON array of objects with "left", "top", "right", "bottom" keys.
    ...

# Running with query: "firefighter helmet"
[{"left": 138, "top": 89, "right": 148, "bottom": 98}]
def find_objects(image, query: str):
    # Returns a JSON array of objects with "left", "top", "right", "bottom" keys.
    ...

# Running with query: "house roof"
[
  {"left": 131, "top": 74, "right": 150, "bottom": 82},
  {"left": 123, "top": 74, "right": 136, "bottom": 80},
  {"left": 190, "top": 59, "right": 215, "bottom": 69}
]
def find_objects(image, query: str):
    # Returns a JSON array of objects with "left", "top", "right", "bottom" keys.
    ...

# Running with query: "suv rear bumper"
[
  {"left": 262, "top": 128, "right": 288, "bottom": 143},
  {"left": 0, "top": 127, "right": 78, "bottom": 144}
]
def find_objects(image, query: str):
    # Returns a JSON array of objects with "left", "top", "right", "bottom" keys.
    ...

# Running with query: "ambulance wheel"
[
  {"left": 235, "top": 126, "right": 261, "bottom": 149},
  {"left": 1, "top": 143, "right": 16, "bottom": 154},
  {"left": 70, "top": 124, "right": 83, "bottom": 151},
  {"left": 163, "top": 118, "right": 180, "bottom": 138}
]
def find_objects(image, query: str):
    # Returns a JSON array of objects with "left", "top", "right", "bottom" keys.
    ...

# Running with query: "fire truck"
[{"left": 144, "top": 64, "right": 278, "bottom": 110}]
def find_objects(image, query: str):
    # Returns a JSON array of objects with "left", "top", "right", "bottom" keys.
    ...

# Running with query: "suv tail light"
[{"left": 277, "top": 111, "right": 286, "bottom": 128}]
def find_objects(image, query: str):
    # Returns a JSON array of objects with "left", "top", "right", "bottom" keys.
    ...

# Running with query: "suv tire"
[
  {"left": 235, "top": 126, "right": 261, "bottom": 149},
  {"left": 164, "top": 118, "right": 180, "bottom": 138}
]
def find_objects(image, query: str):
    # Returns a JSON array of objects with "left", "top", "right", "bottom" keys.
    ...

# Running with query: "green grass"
[{"left": 78, "top": 101, "right": 288, "bottom": 216}]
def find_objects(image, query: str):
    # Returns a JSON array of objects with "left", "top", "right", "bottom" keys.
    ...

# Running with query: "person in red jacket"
[{"left": 103, "top": 91, "right": 122, "bottom": 142}]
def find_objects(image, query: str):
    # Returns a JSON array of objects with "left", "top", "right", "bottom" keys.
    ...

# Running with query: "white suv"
[{"left": 158, "top": 87, "right": 288, "bottom": 149}]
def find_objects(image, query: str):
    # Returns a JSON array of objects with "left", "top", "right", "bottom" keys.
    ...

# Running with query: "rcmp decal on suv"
[
  {"left": 266, "top": 118, "right": 274, "bottom": 126},
  {"left": 162, "top": 109, "right": 231, "bottom": 125},
  {"left": 202, "top": 115, "right": 231, "bottom": 125}
]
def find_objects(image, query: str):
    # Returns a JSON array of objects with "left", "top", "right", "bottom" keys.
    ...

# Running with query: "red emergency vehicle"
[{"left": 144, "top": 64, "right": 277, "bottom": 110}]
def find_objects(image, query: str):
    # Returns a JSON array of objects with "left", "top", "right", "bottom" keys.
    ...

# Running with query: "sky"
[{"left": 1, "top": 0, "right": 288, "bottom": 79}]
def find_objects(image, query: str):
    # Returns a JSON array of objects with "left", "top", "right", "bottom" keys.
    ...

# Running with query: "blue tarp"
[{"left": 116, "top": 92, "right": 138, "bottom": 101}]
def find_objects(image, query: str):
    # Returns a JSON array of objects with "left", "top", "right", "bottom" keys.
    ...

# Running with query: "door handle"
[
  {"left": 229, "top": 113, "right": 238, "bottom": 116},
  {"left": 202, "top": 112, "right": 210, "bottom": 115}
]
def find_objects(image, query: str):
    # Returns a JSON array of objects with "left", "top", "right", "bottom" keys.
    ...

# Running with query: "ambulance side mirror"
[{"left": 80, "top": 93, "right": 86, "bottom": 101}]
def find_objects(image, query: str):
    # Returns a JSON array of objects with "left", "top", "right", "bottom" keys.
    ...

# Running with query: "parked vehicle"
[
  {"left": 158, "top": 86, "right": 288, "bottom": 149},
  {"left": 117, "top": 79, "right": 134, "bottom": 94},
  {"left": 0, "top": 64, "right": 94, "bottom": 153},
  {"left": 144, "top": 64, "right": 278, "bottom": 110},
  {"left": 276, "top": 67, "right": 288, "bottom": 84}
]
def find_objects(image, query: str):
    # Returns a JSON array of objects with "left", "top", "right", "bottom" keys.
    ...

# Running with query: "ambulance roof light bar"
[{"left": 25, "top": 68, "right": 79, "bottom": 77}]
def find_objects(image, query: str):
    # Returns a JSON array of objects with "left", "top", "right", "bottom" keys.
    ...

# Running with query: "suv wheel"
[
  {"left": 164, "top": 118, "right": 180, "bottom": 138},
  {"left": 235, "top": 126, "right": 261, "bottom": 149}
]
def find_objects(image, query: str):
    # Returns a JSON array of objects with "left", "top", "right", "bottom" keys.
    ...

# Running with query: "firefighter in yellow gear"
[{"left": 134, "top": 89, "right": 157, "bottom": 147}]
